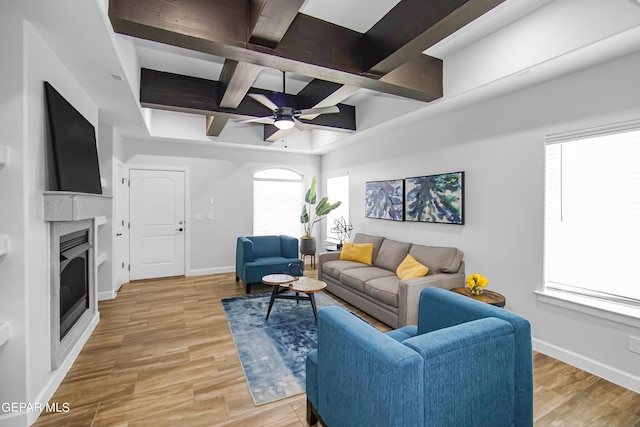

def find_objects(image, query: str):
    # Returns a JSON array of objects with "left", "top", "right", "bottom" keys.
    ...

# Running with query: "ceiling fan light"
[{"left": 274, "top": 114, "right": 295, "bottom": 130}]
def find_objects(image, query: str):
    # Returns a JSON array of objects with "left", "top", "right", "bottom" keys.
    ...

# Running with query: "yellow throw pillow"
[
  {"left": 339, "top": 242, "right": 374, "bottom": 265},
  {"left": 396, "top": 254, "right": 429, "bottom": 280}
]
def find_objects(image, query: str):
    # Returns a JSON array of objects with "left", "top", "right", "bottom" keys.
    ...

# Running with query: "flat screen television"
[{"left": 44, "top": 82, "right": 102, "bottom": 195}]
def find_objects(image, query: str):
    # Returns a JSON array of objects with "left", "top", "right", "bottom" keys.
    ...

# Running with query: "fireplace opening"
[{"left": 59, "top": 229, "right": 90, "bottom": 340}]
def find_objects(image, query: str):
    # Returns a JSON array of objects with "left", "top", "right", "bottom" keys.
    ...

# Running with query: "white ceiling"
[
  {"left": 300, "top": 0, "right": 402, "bottom": 33},
  {"left": 2, "top": 0, "right": 640, "bottom": 153}
]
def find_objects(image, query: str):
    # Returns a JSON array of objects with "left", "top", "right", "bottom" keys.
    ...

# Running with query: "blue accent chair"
[
  {"left": 306, "top": 287, "right": 533, "bottom": 427},
  {"left": 235, "top": 235, "right": 303, "bottom": 294}
]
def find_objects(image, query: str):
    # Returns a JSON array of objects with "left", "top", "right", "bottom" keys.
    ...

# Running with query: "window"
[
  {"left": 326, "top": 173, "right": 350, "bottom": 243},
  {"left": 544, "top": 123, "right": 640, "bottom": 306},
  {"left": 253, "top": 168, "right": 304, "bottom": 237}
]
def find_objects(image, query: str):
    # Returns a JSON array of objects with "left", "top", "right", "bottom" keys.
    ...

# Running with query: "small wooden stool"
[{"left": 301, "top": 253, "right": 316, "bottom": 269}]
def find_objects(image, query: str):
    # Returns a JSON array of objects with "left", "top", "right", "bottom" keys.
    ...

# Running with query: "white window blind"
[
  {"left": 544, "top": 123, "right": 640, "bottom": 304},
  {"left": 326, "top": 174, "right": 350, "bottom": 242},
  {"left": 253, "top": 168, "right": 304, "bottom": 237}
]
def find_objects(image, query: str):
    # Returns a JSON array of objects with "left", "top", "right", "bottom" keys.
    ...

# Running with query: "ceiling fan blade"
[
  {"left": 237, "top": 116, "right": 274, "bottom": 125},
  {"left": 247, "top": 94, "right": 279, "bottom": 112},
  {"left": 296, "top": 105, "right": 340, "bottom": 118},
  {"left": 293, "top": 117, "right": 312, "bottom": 130}
]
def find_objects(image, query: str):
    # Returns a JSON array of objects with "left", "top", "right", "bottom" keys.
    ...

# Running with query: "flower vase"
[{"left": 470, "top": 287, "right": 484, "bottom": 296}]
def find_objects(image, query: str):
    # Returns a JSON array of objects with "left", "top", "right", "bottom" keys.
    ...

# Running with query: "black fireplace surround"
[{"left": 59, "top": 229, "right": 90, "bottom": 340}]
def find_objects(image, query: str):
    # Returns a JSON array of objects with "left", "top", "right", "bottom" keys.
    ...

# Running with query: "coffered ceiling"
[
  {"left": 4, "top": 0, "right": 640, "bottom": 153},
  {"left": 107, "top": 0, "right": 504, "bottom": 141}
]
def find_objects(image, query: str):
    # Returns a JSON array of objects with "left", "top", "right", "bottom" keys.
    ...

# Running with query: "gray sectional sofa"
[{"left": 318, "top": 233, "right": 465, "bottom": 327}]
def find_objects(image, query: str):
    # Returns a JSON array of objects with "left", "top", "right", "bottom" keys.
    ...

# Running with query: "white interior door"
[
  {"left": 129, "top": 169, "right": 185, "bottom": 280},
  {"left": 114, "top": 162, "right": 129, "bottom": 288}
]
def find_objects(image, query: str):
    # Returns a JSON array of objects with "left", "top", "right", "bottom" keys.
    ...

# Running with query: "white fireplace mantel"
[
  {"left": 44, "top": 191, "right": 111, "bottom": 222},
  {"left": 44, "top": 191, "right": 109, "bottom": 369}
]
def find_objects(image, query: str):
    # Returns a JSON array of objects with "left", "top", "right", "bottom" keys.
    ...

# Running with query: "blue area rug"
[{"left": 222, "top": 290, "right": 340, "bottom": 405}]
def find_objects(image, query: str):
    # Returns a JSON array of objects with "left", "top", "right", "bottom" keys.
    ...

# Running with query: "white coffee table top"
[
  {"left": 262, "top": 274, "right": 296, "bottom": 286},
  {"left": 290, "top": 277, "right": 327, "bottom": 293}
]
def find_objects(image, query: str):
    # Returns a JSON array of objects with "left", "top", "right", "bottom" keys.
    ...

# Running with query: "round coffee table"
[
  {"left": 262, "top": 274, "right": 296, "bottom": 287},
  {"left": 290, "top": 277, "right": 327, "bottom": 319},
  {"left": 262, "top": 274, "right": 327, "bottom": 321}
]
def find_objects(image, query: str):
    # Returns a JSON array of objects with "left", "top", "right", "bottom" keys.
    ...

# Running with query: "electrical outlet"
[{"left": 630, "top": 336, "right": 640, "bottom": 354}]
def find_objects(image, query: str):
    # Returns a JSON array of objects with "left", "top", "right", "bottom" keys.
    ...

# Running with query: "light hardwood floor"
[{"left": 34, "top": 272, "right": 640, "bottom": 426}]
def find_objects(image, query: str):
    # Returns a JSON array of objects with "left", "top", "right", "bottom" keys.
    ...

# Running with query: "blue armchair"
[
  {"left": 306, "top": 287, "right": 533, "bottom": 427},
  {"left": 235, "top": 235, "right": 303, "bottom": 293}
]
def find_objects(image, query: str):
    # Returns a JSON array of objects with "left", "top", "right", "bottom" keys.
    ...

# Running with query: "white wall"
[
  {"left": 122, "top": 139, "right": 320, "bottom": 275},
  {"left": 0, "top": 16, "right": 100, "bottom": 426},
  {"left": 443, "top": 0, "right": 640, "bottom": 97},
  {"left": 322, "top": 49, "right": 640, "bottom": 392},
  {"left": 97, "top": 125, "right": 115, "bottom": 299},
  {"left": 0, "top": 15, "right": 29, "bottom": 425}
]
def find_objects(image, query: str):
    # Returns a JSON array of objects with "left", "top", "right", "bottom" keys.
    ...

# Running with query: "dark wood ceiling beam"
[
  {"left": 264, "top": 125, "right": 285, "bottom": 142},
  {"left": 111, "top": 0, "right": 249, "bottom": 49},
  {"left": 296, "top": 79, "right": 360, "bottom": 109},
  {"left": 109, "top": 0, "right": 444, "bottom": 102},
  {"left": 363, "top": 0, "right": 505, "bottom": 75},
  {"left": 216, "top": 0, "right": 304, "bottom": 127},
  {"left": 205, "top": 115, "right": 230, "bottom": 137},
  {"left": 218, "top": 59, "right": 262, "bottom": 108},
  {"left": 140, "top": 69, "right": 270, "bottom": 117},
  {"left": 249, "top": 0, "right": 305, "bottom": 48},
  {"left": 273, "top": 14, "right": 364, "bottom": 76},
  {"left": 140, "top": 69, "right": 356, "bottom": 135},
  {"left": 379, "top": 55, "right": 443, "bottom": 98},
  {"left": 294, "top": 79, "right": 360, "bottom": 119}
]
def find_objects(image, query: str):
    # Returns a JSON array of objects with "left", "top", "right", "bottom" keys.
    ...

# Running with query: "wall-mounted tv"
[{"left": 44, "top": 82, "right": 102, "bottom": 195}]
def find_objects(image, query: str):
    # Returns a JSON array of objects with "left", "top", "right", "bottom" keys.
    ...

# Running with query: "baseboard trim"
[
  {"left": 28, "top": 312, "right": 100, "bottom": 425},
  {"left": 98, "top": 290, "right": 116, "bottom": 301},
  {"left": 188, "top": 265, "right": 314, "bottom": 277},
  {"left": 189, "top": 266, "right": 234, "bottom": 276},
  {"left": 533, "top": 338, "right": 640, "bottom": 393}
]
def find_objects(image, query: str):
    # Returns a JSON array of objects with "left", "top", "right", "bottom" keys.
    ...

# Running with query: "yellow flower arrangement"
[{"left": 466, "top": 274, "right": 489, "bottom": 295}]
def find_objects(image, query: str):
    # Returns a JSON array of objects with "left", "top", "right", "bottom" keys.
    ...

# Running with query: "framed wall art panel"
[
  {"left": 404, "top": 172, "right": 464, "bottom": 224},
  {"left": 365, "top": 179, "right": 404, "bottom": 221}
]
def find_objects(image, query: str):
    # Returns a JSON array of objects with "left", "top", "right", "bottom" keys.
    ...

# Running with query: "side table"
[
  {"left": 450, "top": 287, "right": 506, "bottom": 308},
  {"left": 301, "top": 252, "right": 316, "bottom": 269}
]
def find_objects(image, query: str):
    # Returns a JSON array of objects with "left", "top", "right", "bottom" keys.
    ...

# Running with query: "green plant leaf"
[
  {"left": 315, "top": 197, "right": 341, "bottom": 216},
  {"left": 299, "top": 176, "right": 341, "bottom": 237},
  {"left": 305, "top": 176, "right": 317, "bottom": 205}
]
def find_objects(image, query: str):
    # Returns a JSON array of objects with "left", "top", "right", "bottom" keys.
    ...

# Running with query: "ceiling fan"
[{"left": 244, "top": 71, "right": 340, "bottom": 131}]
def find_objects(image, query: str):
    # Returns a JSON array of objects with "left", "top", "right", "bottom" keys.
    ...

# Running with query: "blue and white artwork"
[
  {"left": 365, "top": 179, "right": 404, "bottom": 221},
  {"left": 405, "top": 172, "right": 464, "bottom": 224}
]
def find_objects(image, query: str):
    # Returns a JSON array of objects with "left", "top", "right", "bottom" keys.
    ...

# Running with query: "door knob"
[
  {"left": 116, "top": 233, "right": 122, "bottom": 236},
  {"left": 176, "top": 228, "right": 184, "bottom": 232}
]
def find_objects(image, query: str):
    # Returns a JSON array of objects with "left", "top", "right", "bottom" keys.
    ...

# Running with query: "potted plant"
[{"left": 300, "top": 176, "right": 341, "bottom": 254}]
